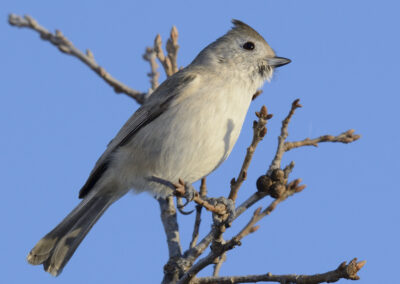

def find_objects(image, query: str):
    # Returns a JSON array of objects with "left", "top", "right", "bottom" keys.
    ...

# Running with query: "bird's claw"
[
  {"left": 174, "top": 179, "right": 196, "bottom": 214},
  {"left": 176, "top": 197, "right": 195, "bottom": 215},
  {"left": 151, "top": 176, "right": 235, "bottom": 221}
]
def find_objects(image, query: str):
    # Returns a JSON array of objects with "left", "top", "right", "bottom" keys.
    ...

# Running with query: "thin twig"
[
  {"left": 8, "top": 14, "right": 146, "bottom": 104},
  {"left": 190, "top": 178, "right": 207, "bottom": 249},
  {"left": 142, "top": 47, "right": 160, "bottom": 94},
  {"left": 166, "top": 26, "right": 180, "bottom": 74},
  {"left": 284, "top": 129, "right": 361, "bottom": 151},
  {"left": 199, "top": 177, "right": 208, "bottom": 197},
  {"left": 212, "top": 253, "right": 226, "bottom": 277},
  {"left": 154, "top": 26, "right": 180, "bottom": 77},
  {"left": 189, "top": 207, "right": 203, "bottom": 249},
  {"left": 229, "top": 105, "right": 272, "bottom": 202},
  {"left": 192, "top": 258, "right": 366, "bottom": 284},
  {"left": 231, "top": 179, "right": 305, "bottom": 246},
  {"left": 268, "top": 99, "right": 302, "bottom": 174}
]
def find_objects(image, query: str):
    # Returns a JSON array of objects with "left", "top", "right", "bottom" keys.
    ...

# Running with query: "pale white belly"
[{"left": 112, "top": 77, "right": 254, "bottom": 197}]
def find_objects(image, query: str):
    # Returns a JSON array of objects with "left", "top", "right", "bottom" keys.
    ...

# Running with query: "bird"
[{"left": 27, "top": 19, "right": 291, "bottom": 276}]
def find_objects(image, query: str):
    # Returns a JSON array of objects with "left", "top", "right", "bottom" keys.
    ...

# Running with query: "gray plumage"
[{"left": 27, "top": 19, "right": 290, "bottom": 276}]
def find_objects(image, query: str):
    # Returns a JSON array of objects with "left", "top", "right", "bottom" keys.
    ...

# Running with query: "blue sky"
[{"left": 1, "top": 1, "right": 399, "bottom": 283}]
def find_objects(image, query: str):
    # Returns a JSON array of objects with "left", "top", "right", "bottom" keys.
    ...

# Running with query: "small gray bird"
[{"left": 27, "top": 19, "right": 291, "bottom": 276}]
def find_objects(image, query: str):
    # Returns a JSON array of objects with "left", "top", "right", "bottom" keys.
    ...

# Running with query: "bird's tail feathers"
[{"left": 27, "top": 193, "right": 115, "bottom": 276}]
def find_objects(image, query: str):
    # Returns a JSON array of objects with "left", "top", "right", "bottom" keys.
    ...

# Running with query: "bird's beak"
[{"left": 266, "top": 57, "right": 291, "bottom": 68}]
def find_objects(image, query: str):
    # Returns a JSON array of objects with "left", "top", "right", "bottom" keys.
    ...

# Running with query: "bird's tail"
[{"left": 27, "top": 192, "right": 115, "bottom": 276}]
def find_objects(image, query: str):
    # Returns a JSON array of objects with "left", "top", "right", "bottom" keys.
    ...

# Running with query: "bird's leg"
[
  {"left": 150, "top": 176, "right": 235, "bottom": 222},
  {"left": 173, "top": 178, "right": 196, "bottom": 202},
  {"left": 173, "top": 179, "right": 197, "bottom": 215}
]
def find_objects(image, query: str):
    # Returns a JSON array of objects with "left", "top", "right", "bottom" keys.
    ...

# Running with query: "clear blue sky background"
[{"left": 1, "top": 1, "right": 398, "bottom": 283}]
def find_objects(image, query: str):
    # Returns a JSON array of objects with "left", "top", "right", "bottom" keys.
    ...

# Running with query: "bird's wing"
[{"left": 78, "top": 71, "right": 197, "bottom": 198}]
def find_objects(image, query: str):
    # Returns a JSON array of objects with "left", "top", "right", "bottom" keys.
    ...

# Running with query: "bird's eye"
[{"left": 242, "top": 41, "right": 255, "bottom": 51}]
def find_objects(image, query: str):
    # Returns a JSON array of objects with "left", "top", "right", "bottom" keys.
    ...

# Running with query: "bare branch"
[
  {"left": 179, "top": 181, "right": 305, "bottom": 284},
  {"left": 154, "top": 26, "right": 180, "bottom": 77},
  {"left": 166, "top": 26, "right": 180, "bottom": 74},
  {"left": 212, "top": 253, "right": 226, "bottom": 277},
  {"left": 189, "top": 206, "right": 203, "bottom": 249},
  {"left": 234, "top": 179, "right": 305, "bottom": 246},
  {"left": 183, "top": 192, "right": 268, "bottom": 268},
  {"left": 284, "top": 129, "right": 361, "bottom": 152},
  {"left": 181, "top": 158, "right": 307, "bottom": 282},
  {"left": 184, "top": 232, "right": 213, "bottom": 266},
  {"left": 142, "top": 47, "right": 160, "bottom": 94},
  {"left": 234, "top": 192, "right": 266, "bottom": 217},
  {"left": 192, "top": 258, "right": 366, "bottom": 284},
  {"left": 229, "top": 105, "right": 272, "bottom": 202},
  {"left": 199, "top": 177, "right": 208, "bottom": 197},
  {"left": 190, "top": 178, "right": 207, "bottom": 249},
  {"left": 231, "top": 207, "right": 262, "bottom": 244},
  {"left": 178, "top": 251, "right": 215, "bottom": 284},
  {"left": 8, "top": 14, "right": 146, "bottom": 103},
  {"left": 159, "top": 196, "right": 187, "bottom": 284},
  {"left": 158, "top": 197, "right": 182, "bottom": 258},
  {"left": 268, "top": 99, "right": 302, "bottom": 174}
]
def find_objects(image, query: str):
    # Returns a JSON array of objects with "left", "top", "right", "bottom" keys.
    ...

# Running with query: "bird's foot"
[
  {"left": 153, "top": 176, "right": 236, "bottom": 223},
  {"left": 173, "top": 178, "right": 196, "bottom": 215},
  {"left": 173, "top": 179, "right": 236, "bottom": 225}
]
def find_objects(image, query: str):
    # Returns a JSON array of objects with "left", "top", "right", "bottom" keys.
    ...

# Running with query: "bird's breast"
[{"left": 116, "top": 74, "right": 255, "bottom": 195}]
